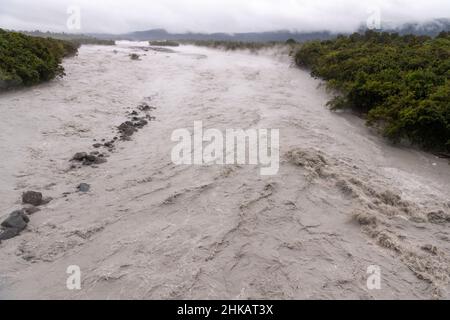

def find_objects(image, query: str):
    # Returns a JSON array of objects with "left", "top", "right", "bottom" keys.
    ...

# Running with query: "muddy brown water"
[{"left": 0, "top": 42, "right": 449, "bottom": 299}]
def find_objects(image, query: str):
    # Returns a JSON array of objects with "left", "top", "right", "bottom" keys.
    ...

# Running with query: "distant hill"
[
  {"left": 86, "top": 18, "right": 450, "bottom": 43},
  {"left": 90, "top": 29, "right": 336, "bottom": 43},
  {"left": 21, "top": 18, "right": 449, "bottom": 46}
]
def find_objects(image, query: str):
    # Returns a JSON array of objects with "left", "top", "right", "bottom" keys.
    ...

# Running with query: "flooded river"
[{"left": 0, "top": 42, "right": 449, "bottom": 299}]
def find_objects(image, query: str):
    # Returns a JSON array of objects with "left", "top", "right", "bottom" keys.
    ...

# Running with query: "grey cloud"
[{"left": 0, "top": 0, "right": 449, "bottom": 34}]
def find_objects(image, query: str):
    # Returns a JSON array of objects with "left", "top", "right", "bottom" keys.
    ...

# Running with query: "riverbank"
[
  {"left": 294, "top": 31, "right": 450, "bottom": 153},
  {"left": 0, "top": 29, "right": 81, "bottom": 92}
]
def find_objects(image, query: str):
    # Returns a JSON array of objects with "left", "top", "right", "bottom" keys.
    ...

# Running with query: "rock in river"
[
  {"left": 22, "top": 191, "right": 43, "bottom": 206},
  {"left": 118, "top": 121, "right": 137, "bottom": 137},
  {"left": 77, "top": 183, "right": 91, "bottom": 193},
  {"left": 0, "top": 210, "right": 29, "bottom": 241},
  {"left": 72, "top": 152, "right": 89, "bottom": 161}
]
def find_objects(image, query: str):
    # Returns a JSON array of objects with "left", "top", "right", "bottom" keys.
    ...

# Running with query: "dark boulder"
[
  {"left": 118, "top": 122, "right": 137, "bottom": 137},
  {"left": 134, "top": 119, "right": 148, "bottom": 128},
  {"left": 138, "top": 104, "right": 150, "bottom": 111},
  {"left": 72, "top": 152, "right": 88, "bottom": 161},
  {"left": 85, "top": 154, "right": 97, "bottom": 163},
  {"left": 77, "top": 183, "right": 91, "bottom": 193},
  {"left": 428, "top": 210, "right": 450, "bottom": 224},
  {"left": 138, "top": 103, "right": 156, "bottom": 112},
  {"left": 1, "top": 210, "right": 29, "bottom": 229},
  {"left": 0, "top": 228, "right": 21, "bottom": 241},
  {"left": 22, "top": 191, "right": 43, "bottom": 206},
  {"left": 83, "top": 155, "right": 107, "bottom": 166}
]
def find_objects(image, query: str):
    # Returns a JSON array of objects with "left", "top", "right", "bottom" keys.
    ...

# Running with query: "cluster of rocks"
[
  {"left": 0, "top": 191, "right": 51, "bottom": 242},
  {"left": 138, "top": 102, "right": 156, "bottom": 112},
  {"left": 118, "top": 102, "right": 155, "bottom": 141},
  {"left": 1, "top": 101, "right": 156, "bottom": 243},
  {"left": 70, "top": 102, "right": 155, "bottom": 169},
  {"left": 71, "top": 151, "right": 107, "bottom": 168}
]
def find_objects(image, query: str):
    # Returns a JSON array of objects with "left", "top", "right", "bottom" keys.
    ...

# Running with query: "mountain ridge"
[{"left": 85, "top": 18, "right": 450, "bottom": 42}]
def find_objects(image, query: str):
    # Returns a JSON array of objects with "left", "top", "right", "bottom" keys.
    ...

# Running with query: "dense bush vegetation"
[
  {"left": 189, "top": 40, "right": 280, "bottom": 52},
  {"left": 295, "top": 30, "right": 450, "bottom": 152},
  {"left": 149, "top": 40, "right": 180, "bottom": 47},
  {"left": 0, "top": 29, "right": 79, "bottom": 91}
]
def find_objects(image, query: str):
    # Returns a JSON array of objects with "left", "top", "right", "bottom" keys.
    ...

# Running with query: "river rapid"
[{"left": 0, "top": 42, "right": 449, "bottom": 299}]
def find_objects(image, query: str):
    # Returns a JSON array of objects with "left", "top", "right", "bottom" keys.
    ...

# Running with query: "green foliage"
[
  {"left": 149, "top": 40, "right": 180, "bottom": 47},
  {"left": 0, "top": 29, "right": 79, "bottom": 91},
  {"left": 295, "top": 30, "right": 450, "bottom": 152},
  {"left": 286, "top": 38, "right": 297, "bottom": 45},
  {"left": 190, "top": 40, "right": 279, "bottom": 52}
]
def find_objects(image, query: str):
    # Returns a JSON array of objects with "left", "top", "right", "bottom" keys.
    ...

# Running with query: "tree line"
[
  {"left": 295, "top": 30, "right": 450, "bottom": 152},
  {"left": 0, "top": 29, "right": 79, "bottom": 92}
]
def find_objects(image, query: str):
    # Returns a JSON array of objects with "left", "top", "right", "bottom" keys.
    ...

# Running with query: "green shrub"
[
  {"left": 295, "top": 31, "right": 450, "bottom": 152},
  {"left": 190, "top": 40, "right": 278, "bottom": 52},
  {"left": 0, "top": 29, "right": 79, "bottom": 91}
]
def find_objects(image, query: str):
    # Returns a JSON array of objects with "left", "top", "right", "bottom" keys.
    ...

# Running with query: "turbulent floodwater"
[{"left": 0, "top": 42, "right": 449, "bottom": 299}]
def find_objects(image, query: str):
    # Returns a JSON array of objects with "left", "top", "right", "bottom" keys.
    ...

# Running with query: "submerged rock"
[
  {"left": 85, "top": 156, "right": 107, "bottom": 166},
  {"left": 85, "top": 154, "right": 97, "bottom": 162},
  {"left": 22, "top": 191, "right": 43, "bottom": 206},
  {"left": 138, "top": 103, "right": 155, "bottom": 112},
  {"left": 71, "top": 152, "right": 107, "bottom": 166},
  {"left": 0, "top": 210, "right": 29, "bottom": 241},
  {"left": 427, "top": 210, "right": 450, "bottom": 224},
  {"left": 1, "top": 210, "right": 29, "bottom": 229},
  {"left": 104, "top": 141, "right": 115, "bottom": 148},
  {"left": 118, "top": 121, "right": 137, "bottom": 137},
  {"left": 77, "top": 183, "right": 91, "bottom": 193},
  {"left": 134, "top": 119, "right": 148, "bottom": 128},
  {"left": 72, "top": 152, "right": 88, "bottom": 161},
  {"left": 0, "top": 228, "right": 22, "bottom": 241},
  {"left": 129, "top": 53, "right": 140, "bottom": 60}
]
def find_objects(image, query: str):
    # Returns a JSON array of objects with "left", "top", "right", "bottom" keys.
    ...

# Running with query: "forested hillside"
[
  {"left": 295, "top": 31, "right": 450, "bottom": 152},
  {"left": 0, "top": 29, "right": 79, "bottom": 91}
]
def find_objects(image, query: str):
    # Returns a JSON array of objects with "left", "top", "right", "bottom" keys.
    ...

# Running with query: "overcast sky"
[{"left": 0, "top": 0, "right": 449, "bottom": 34}]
